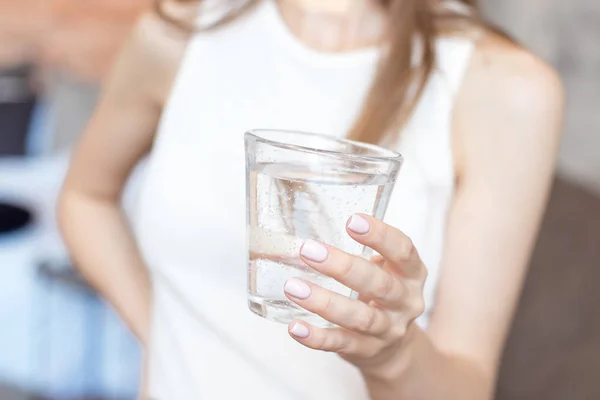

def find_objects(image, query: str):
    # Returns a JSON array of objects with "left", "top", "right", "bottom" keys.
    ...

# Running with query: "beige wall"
[
  {"left": 481, "top": 0, "right": 600, "bottom": 194},
  {"left": 0, "top": 0, "right": 151, "bottom": 152}
]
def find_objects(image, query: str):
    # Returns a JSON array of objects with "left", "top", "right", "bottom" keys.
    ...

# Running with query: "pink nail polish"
[
  {"left": 300, "top": 239, "right": 328, "bottom": 262},
  {"left": 284, "top": 278, "right": 311, "bottom": 299},
  {"left": 289, "top": 322, "right": 310, "bottom": 338},
  {"left": 347, "top": 215, "right": 370, "bottom": 234}
]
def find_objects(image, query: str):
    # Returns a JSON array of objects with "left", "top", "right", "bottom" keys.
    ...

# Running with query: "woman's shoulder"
[
  {"left": 115, "top": 1, "right": 198, "bottom": 105},
  {"left": 465, "top": 30, "right": 563, "bottom": 115},
  {"left": 451, "top": 29, "right": 564, "bottom": 175}
]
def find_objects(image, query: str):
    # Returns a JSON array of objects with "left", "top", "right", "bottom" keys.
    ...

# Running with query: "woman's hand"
[{"left": 283, "top": 214, "right": 428, "bottom": 377}]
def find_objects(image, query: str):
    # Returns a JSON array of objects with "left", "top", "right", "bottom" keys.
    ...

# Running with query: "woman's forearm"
[
  {"left": 363, "top": 325, "right": 493, "bottom": 400},
  {"left": 59, "top": 190, "right": 151, "bottom": 346}
]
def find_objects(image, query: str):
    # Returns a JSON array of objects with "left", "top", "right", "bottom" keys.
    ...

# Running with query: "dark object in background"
[
  {"left": 0, "top": 64, "right": 37, "bottom": 237},
  {"left": 0, "top": 202, "right": 32, "bottom": 234},
  {"left": 0, "top": 64, "right": 37, "bottom": 156},
  {"left": 496, "top": 178, "right": 600, "bottom": 399}
]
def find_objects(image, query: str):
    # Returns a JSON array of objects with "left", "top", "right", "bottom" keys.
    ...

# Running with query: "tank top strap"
[
  {"left": 435, "top": 37, "right": 476, "bottom": 99},
  {"left": 433, "top": 0, "right": 482, "bottom": 96}
]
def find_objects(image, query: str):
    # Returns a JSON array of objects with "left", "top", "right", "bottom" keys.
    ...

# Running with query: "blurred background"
[{"left": 0, "top": 0, "right": 598, "bottom": 399}]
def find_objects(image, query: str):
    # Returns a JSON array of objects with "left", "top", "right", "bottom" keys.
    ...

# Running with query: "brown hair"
[{"left": 156, "top": 0, "right": 484, "bottom": 146}]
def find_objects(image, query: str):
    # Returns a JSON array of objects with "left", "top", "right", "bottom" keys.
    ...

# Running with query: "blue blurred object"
[{"left": 0, "top": 224, "right": 141, "bottom": 399}]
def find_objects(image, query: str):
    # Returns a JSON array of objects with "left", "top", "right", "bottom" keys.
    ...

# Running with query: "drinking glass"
[{"left": 245, "top": 129, "right": 403, "bottom": 327}]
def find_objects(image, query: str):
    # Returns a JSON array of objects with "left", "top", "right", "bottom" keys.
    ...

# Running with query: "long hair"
[{"left": 155, "top": 0, "right": 485, "bottom": 145}]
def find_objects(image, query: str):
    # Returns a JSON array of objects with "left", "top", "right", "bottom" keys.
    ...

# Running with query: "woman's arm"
[
  {"left": 58, "top": 10, "right": 189, "bottom": 346},
  {"left": 365, "top": 34, "right": 564, "bottom": 399}
]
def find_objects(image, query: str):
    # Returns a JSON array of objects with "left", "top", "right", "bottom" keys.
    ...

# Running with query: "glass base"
[{"left": 248, "top": 297, "right": 334, "bottom": 328}]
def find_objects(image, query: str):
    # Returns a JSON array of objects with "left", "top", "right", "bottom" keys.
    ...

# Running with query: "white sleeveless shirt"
[{"left": 133, "top": 1, "right": 475, "bottom": 398}]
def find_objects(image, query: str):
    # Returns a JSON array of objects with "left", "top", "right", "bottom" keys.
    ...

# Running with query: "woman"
[{"left": 58, "top": 0, "right": 564, "bottom": 398}]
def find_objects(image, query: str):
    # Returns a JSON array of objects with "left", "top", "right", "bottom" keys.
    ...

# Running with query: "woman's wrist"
[
  {"left": 360, "top": 323, "right": 422, "bottom": 397},
  {"left": 361, "top": 324, "right": 492, "bottom": 400}
]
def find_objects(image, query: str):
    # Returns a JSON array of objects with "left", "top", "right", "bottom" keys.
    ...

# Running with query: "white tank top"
[{"left": 133, "top": 2, "right": 475, "bottom": 398}]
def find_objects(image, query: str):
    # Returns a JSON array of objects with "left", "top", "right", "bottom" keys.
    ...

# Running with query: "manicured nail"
[
  {"left": 289, "top": 322, "right": 310, "bottom": 338},
  {"left": 300, "top": 239, "right": 328, "bottom": 262},
  {"left": 347, "top": 214, "right": 370, "bottom": 234},
  {"left": 284, "top": 278, "right": 311, "bottom": 299}
]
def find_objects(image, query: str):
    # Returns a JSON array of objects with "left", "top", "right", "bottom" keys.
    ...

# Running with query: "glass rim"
[{"left": 245, "top": 129, "right": 403, "bottom": 165}]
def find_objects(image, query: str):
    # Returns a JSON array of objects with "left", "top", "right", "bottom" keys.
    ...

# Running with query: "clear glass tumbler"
[{"left": 245, "top": 129, "right": 403, "bottom": 327}]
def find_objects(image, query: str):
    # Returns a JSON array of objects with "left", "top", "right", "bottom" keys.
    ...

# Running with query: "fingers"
[
  {"left": 287, "top": 321, "right": 352, "bottom": 352},
  {"left": 284, "top": 278, "right": 391, "bottom": 335},
  {"left": 300, "top": 240, "right": 406, "bottom": 308},
  {"left": 287, "top": 321, "right": 383, "bottom": 358},
  {"left": 346, "top": 214, "right": 425, "bottom": 279}
]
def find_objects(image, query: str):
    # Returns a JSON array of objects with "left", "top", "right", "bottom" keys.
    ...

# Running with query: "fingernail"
[
  {"left": 300, "top": 239, "right": 328, "bottom": 262},
  {"left": 289, "top": 322, "right": 310, "bottom": 338},
  {"left": 347, "top": 214, "right": 370, "bottom": 234},
  {"left": 284, "top": 278, "right": 311, "bottom": 299}
]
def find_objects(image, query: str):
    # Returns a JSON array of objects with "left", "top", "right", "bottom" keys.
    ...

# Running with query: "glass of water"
[{"left": 245, "top": 129, "right": 403, "bottom": 327}]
